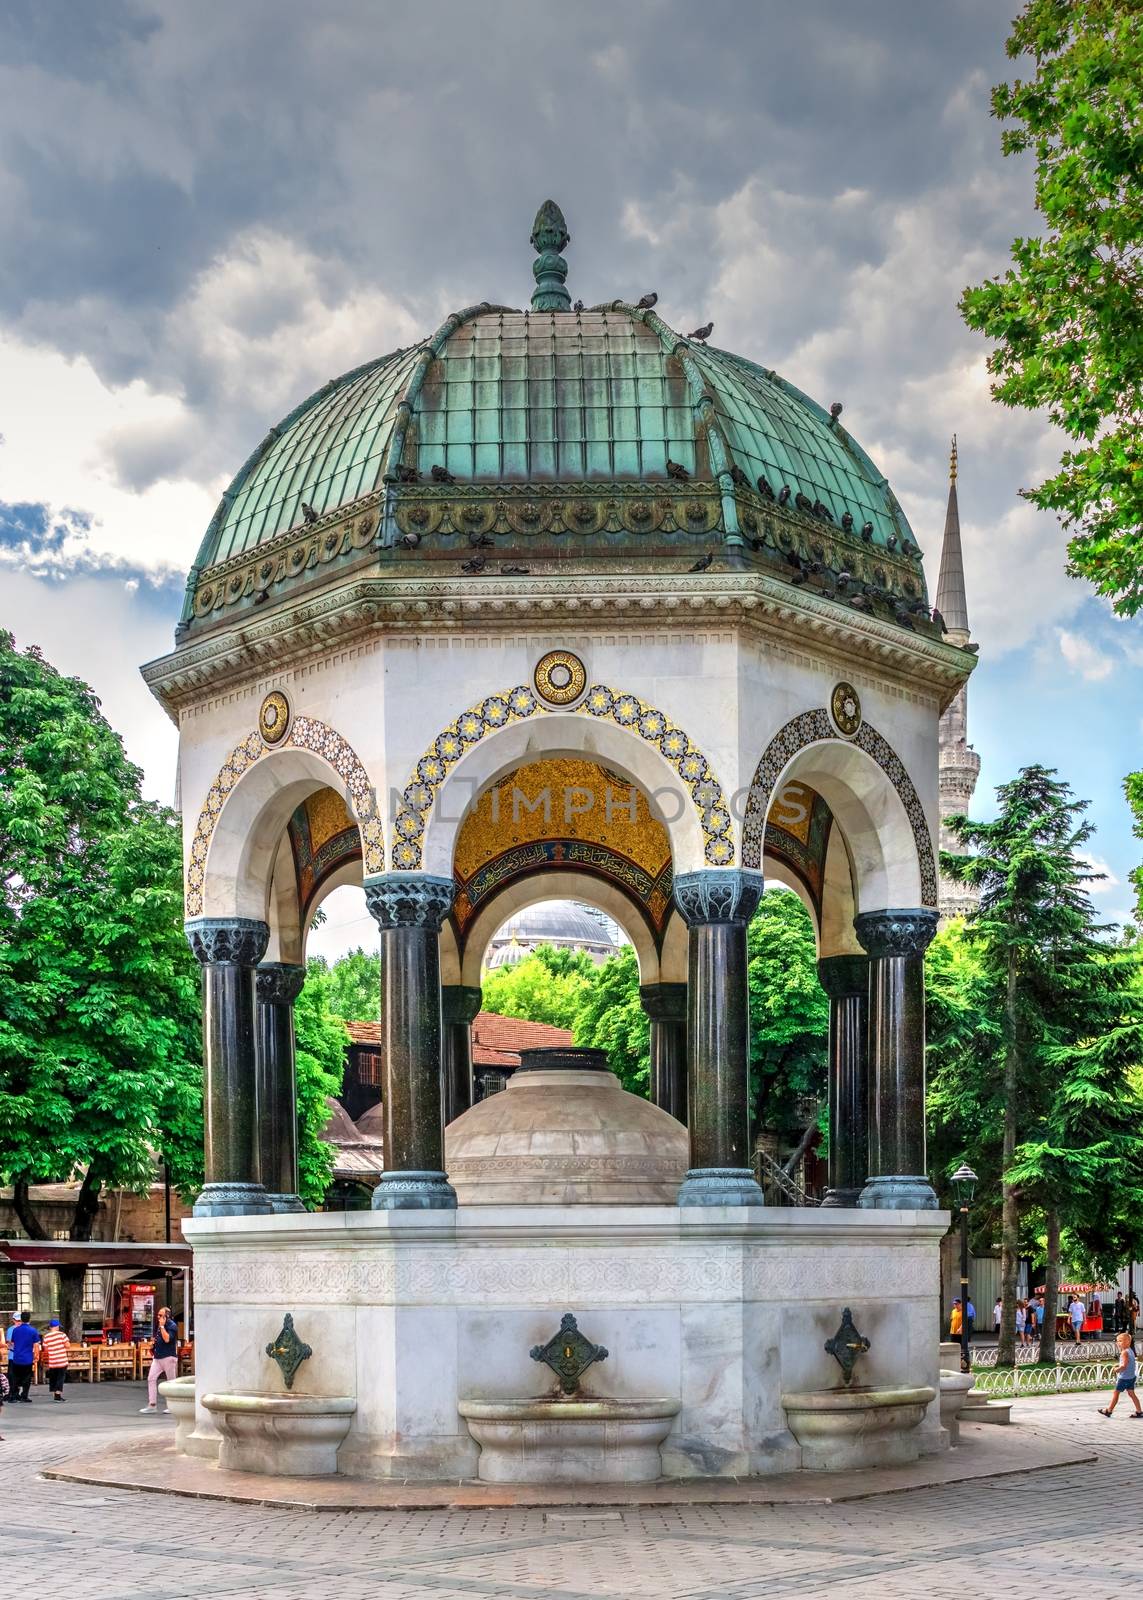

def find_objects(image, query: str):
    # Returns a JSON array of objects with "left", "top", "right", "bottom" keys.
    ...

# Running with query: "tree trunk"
[
  {"left": 997, "top": 951, "right": 1020, "bottom": 1369},
  {"left": 1040, "top": 1204, "right": 1060, "bottom": 1366},
  {"left": 57, "top": 1266, "right": 86, "bottom": 1341},
  {"left": 12, "top": 1176, "right": 48, "bottom": 1241}
]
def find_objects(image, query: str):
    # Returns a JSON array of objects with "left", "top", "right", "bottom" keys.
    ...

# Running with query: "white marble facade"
[{"left": 184, "top": 1205, "right": 947, "bottom": 1479}]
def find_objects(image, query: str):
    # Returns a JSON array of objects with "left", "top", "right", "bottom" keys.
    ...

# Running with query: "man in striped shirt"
[{"left": 41, "top": 1320, "right": 70, "bottom": 1401}]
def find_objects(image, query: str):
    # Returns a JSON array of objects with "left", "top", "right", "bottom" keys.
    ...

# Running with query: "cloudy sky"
[{"left": 2, "top": 0, "right": 1140, "bottom": 947}]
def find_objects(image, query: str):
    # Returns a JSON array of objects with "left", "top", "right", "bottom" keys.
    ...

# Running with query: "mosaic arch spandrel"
[
  {"left": 392, "top": 683, "right": 736, "bottom": 873},
  {"left": 185, "top": 716, "right": 384, "bottom": 918},
  {"left": 741, "top": 707, "right": 938, "bottom": 909}
]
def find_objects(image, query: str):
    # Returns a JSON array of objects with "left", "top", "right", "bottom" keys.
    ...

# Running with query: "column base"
[
  {"left": 192, "top": 1183, "right": 275, "bottom": 1218},
  {"left": 677, "top": 1168, "right": 765, "bottom": 1207},
  {"left": 265, "top": 1193, "right": 306, "bottom": 1214},
  {"left": 820, "top": 1186, "right": 863, "bottom": 1208},
  {"left": 858, "top": 1175, "right": 938, "bottom": 1210},
  {"left": 371, "top": 1170, "right": 458, "bottom": 1211}
]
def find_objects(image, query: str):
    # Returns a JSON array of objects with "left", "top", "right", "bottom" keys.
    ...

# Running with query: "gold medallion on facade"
[
  {"left": 830, "top": 681, "right": 862, "bottom": 737},
  {"left": 259, "top": 690, "right": 291, "bottom": 745},
  {"left": 533, "top": 650, "right": 587, "bottom": 708}
]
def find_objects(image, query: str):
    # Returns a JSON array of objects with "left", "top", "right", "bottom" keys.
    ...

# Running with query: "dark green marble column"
[
  {"left": 854, "top": 909, "right": 939, "bottom": 1210},
  {"left": 365, "top": 873, "right": 458, "bottom": 1210},
  {"left": 673, "top": 870, "right": 766, "bottom": 1205},
  {"left": 255, "top": 963, "right": 306, "bottom": 1213},
  {"left": 817, "top": 954, "right": 869, "bottom": 1208},
  {"left": 442, "top": 984, "right": 482, "bottom": 1123},
  {"left": 640, "top": 982, "right": 688, "bottom": 1124},
  {"left": 185, "top": 917, "right": 274, "bottom": 1217}
]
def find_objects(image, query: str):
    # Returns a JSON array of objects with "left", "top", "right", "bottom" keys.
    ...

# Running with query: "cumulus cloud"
[{"left": 1058, "top": 629, "right": 1116, "bottom": 683}]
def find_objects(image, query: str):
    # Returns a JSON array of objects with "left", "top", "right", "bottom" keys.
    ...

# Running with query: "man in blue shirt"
[{"left": 8, "top": 1312, "right": 40, "bottom": 1402}]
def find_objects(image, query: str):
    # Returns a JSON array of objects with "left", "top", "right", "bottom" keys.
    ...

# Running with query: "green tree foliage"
[
  {"left": 0, "top": 632, "right": 202, "bottom": 1333},
  {"left": 293, "top": 979, "right": 350, "bottom": 1208},
  {"left": 961, "top": 1, "right": 1143, "bottom": 615},
  {"left": 1127, "top": 769, "right": 1143, "bottom": 925},
  {"left": 747, "top": 890, "right": 828, "bottom": 1137},
  {"left": 942, "top": 765, "right": 1143, "bottom": 1365},
  {"left": 480, "top": 944, "right": 595, "bottom": 1033},
  {"left": 306, "top": 947, "right": 380, "bottom": 1023},
  {"left": 572, "top": 945, "right": 649, "bottom": 1093},
  {"left": 476, "top": 892, "right": 827, "bottom": 1138}
]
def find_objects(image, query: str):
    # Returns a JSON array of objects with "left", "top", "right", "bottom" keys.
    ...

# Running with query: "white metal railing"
[
  {"left": 972, "top": 1339, "right": 1120, "bottom": 1368},
  {"left": 971, "top": 1360, "right": 1117, "bottom": 1397}
]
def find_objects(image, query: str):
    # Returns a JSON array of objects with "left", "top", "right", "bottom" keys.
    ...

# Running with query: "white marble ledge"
[{"left": 184, "top": 1204, "right": 949, "bottom": 1251}]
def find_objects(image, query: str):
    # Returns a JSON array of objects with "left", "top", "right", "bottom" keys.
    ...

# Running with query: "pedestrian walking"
[
  {"left": 1033, "top": 1294, "right": 1045, "bottom": 1343},
  {"left": 1015, "top": 1300, "right": 1027, "bottom": 1345},
  {"left": 40, "top": 1321, "right": 70, "bottom": 1401},
  {"left": 950, "top": 1299, "right": 963, "bottom": 1339},
  {"left": 6, "top": 1313, "right": 39, "bottom": 1403},
  {"left": 1069, "top": 1295, "right": 1086, "bottom": 1346},
  {"left": 993, "top": 1298, "right": 1002, "bottom": 1336},
  {"left": 1129, "top": 1292, "right": 1140, "bottom": 1338},
  {"left": 1099, "top": 1333, "right": 1143, "bottom": 1418},
  {"left": 1114, "top": 1291, "right": 1127, "bottom": 1333},
  {"left": 965, "top": 1297, "right": 976, "bottom": 1339},
  {"left": 140, "top": 1306, "right": 179, "bottom": 1414}
]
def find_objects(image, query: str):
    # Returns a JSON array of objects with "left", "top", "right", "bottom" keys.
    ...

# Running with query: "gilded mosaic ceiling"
[
  {"left": 288, "top": 786, "right": 362, "bottom": 919},
  {"left": 453, "top": 757, "right": 674, "bottom": 938}
]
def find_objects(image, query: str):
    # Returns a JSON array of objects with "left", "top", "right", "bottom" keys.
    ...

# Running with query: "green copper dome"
[{"left": 182, "top": 203, "right": 927, "bottom": 636}]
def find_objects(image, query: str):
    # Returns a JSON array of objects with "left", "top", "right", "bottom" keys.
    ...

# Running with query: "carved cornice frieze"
[{"left": 143, "top": 569, "right": 975, "bottom": 721}]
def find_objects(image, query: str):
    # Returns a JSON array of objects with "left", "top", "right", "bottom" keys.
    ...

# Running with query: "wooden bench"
[
  {"left": 66, "top": 1343, "right": 94, "bottom": 1382},
  {"left": 93, "top": 1344, "right": 136, "bottom": 1383}
]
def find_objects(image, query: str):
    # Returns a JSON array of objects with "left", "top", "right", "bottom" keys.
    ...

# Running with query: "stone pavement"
[{"left": 2, "top": 1380, "right": 1138, "bottom": 1599}]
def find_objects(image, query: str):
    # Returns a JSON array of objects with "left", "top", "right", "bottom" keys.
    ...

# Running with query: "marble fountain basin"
[
  {"left": 157, "top": 1375, "right": 197, "bottom": 1453},
  {"left": 938, "top": 1368, "right": 975, "bottom": 1445},
  {"left": 782, "top": 1384, "right": 936, "bottom": 1470},
  {"left": 458, "top": 1396, "right": 681, "bottom": 1484},
  {"left": 201, "top": 1392, "right": 357, "bottom": 1476}
]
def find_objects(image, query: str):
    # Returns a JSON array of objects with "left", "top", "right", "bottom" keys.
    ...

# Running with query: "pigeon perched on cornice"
[
  {"left": 461, "top": 555, "right": 486, "bottom": 574},
  {"left": 689, "top": 553, "right": 714, "bottom": 572},
  {"left": 666, "top": 459, "right": 690, "bottom": 481},
  {"left": 300, "top": 502, "right": 319, "bottom": 525},
  {"left": 636, "top": 292, "right": 658, "bottom": 310},
  {"left": 686, "top": 321, "right": 713, "bottom": 343},
  {"left": 430, "top": 463, "right": 455, "bottom": 484},
  {"left": 468, "top": 531, "right": 494, "bottom": 548}
]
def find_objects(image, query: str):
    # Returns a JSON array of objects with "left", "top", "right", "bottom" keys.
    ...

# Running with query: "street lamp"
[{"left": 951, "top": 1163, "right": 977, "bottom": 1375}]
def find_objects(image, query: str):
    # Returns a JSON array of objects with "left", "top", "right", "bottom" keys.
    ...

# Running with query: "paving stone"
[{"left": 2, "top": 1381, "right": 1134, "bottom": 1599}]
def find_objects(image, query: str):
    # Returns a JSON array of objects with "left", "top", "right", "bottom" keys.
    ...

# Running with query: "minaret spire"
[
  {"left": 935, "top": 435, "right": 969, "bottom": 636},
  {"left": 936, "top": 433, "right": 981, "bottom": 922}
]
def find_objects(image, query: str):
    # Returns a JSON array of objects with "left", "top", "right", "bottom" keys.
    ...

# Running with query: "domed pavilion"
[{"left": 145, "top": 202, "right": 973, "bottom": 1483}]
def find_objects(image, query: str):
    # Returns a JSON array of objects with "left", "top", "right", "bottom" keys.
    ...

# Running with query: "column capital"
[
  {"left": 853, "top": 908, "right": 938, "bottom": 960},
  {"left": 673, "top": 869, "right": 764, "bottom": 927},
  {"left": 817, "top": 954, "right": 868, "bottom": 1001},
  {"left": 256, "top": 962, "right": 306, "bottom": 1006},
  {"left": 442, "top": 984, "right": 482, "bottom": 1026},
  {"left": 364, "top": 873, "right": 455, "bottom": 931},
  {"left": 640, "top": 982, "right": 687, "bottom": 1023},
  {"left": 185, "top": 917, "right": 269, "bottom": 967}
]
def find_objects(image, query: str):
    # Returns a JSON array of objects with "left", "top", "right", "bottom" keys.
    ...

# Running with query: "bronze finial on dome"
[{"left": 530, "top": 199, "right": 572, "bottom": 311}]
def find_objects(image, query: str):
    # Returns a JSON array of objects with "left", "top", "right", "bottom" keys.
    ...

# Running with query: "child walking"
[{"left": 1099, "top": 1332, "right": 1142, "bottom": 1418}]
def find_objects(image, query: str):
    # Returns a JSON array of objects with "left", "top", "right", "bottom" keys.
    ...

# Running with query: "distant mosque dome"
[{"left": 484, "top": 900, "right": 620, "bottom": 970}]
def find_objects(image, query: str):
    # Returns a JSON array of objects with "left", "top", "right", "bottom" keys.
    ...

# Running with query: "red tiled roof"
[
  {"left": 471, "top": 1013, "right": 573, "bottom": 1067},
  {"left": 345, "top": 1013, "right": 572, "bottom": 1067}
]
